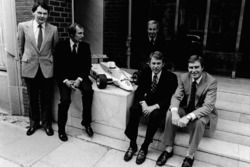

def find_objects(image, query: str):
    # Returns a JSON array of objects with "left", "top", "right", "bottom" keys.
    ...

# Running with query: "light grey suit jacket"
[
  {"left": 17, "top": 20, "right": 58, "bottom": 78},
  {"left": 170, "top": 72, "right": 218, "bottom": 133}
]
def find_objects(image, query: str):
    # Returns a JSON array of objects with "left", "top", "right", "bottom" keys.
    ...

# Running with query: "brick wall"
[
  {"left": 103, "top": 0, "right": 128, "bottom": 67},
  {"left": 15, "top": 0, "right": 72, "bottom": 115}
]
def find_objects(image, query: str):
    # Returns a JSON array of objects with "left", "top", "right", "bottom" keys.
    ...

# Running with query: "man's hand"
[
  {"left": 171, "top": 110, "right": 180, "bottom": 126},
  {"left": 65, "top": 80, "right": 76, "bottom": 90},
  {"left": 177, "top": 116, "right": 190, "bottom": 128},
  {"left": 139, "top": 101, "right": 148, "bottom": 112},
  {"left": 73, "top": 78, "right": 81, "bottom": 88}
]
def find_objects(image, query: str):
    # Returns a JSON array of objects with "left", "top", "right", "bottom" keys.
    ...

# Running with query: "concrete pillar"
[{"left": 2, "top": 0, "right": 23, "bottom": 115}]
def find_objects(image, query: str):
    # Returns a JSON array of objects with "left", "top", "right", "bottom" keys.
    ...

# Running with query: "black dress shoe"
[
  {"left": 85, "top": 125, "right": 93, "bottom": 137},
  {"left": 124, "top": 146, "right": 137, "bottom": 161},
  {"left": 58, "top": 132, "right": 68, "bottom": 142},
  {"left": 44, "top": 127, "right": 54, "bottom": 136},
  {"left": 26, "top": 126, "right": 39, "bottom": 136},
  {"left": 136, "top": 149, "right": 148, "bottom": 165},
  {"left": 156, "top": 151, "right": 173, "bottom": 166},
  {"left": 181, "top": 157, "right": 194, "bottom": 167}
]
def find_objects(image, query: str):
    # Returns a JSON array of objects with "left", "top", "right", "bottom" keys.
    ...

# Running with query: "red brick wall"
[
  {"left": 16, "top": 0, "right": 72, "bottom": 115},
  {"left": 103, "top": 0, "right": 128, "bottom": 67}
]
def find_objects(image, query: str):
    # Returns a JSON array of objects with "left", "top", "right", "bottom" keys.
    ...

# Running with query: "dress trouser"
[
  {"left": 163, "top": 108, "right": 209, "bottom": 155},
  {"left": 57, "top": 79, "right": 93, "bottom": 133},
  {"left": 125, "top": 102, "right": 163, "bottom": 146},
  {"left": 24, "top": 67, "right": 53, "bottom": 128}
]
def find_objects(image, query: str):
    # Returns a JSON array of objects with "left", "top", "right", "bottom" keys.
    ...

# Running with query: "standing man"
[
  {"left": 124, "top": 51, "right": 177, "bottom": 164},
  {"left": 133, "top": 20, "right": 168, "bottom": 70},
  {"left": 156, "top": 55, "right": 217, "bottom": 167},
  {"left": 17, "top": 2, "right": 58, "bottom": 136},
  {"left": 54, "top": 23, "right": 94, "bottom": 142}
]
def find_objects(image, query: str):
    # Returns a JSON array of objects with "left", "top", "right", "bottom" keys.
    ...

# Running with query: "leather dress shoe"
[
  {"left": 26, "top": 125, "right": 39, "bottom": 136},
  {"left": 156, "top": 151, "right": 173, "bottom": 166},
  {"left": 181, "top": 157, "right": 194, "bottom": 167},
  {"left": 124, "top": 146, "right": 137, "bottom": 161},
  {"left": 85, "top": 125, "right": 93, "bottom": 137},
  {"left": 58, "top": 132, "right": 68, "bottom": 142},
  {"left": 44, "top": 127, "right": 54, "bottom": 136},
  {"left": 136, "top": 149, "right": 148, "bottom": 165}
]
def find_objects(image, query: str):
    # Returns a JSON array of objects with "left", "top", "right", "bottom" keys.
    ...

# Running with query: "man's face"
[
  {"left": 188, "top": 60, "right": 203, "bottom": 80},
  {"left": 147, "top": 23, "right": 159, "bottom": 39},
  {"left": 149, "top": 57, "right": 164, "bottom": 74},
  {"left": 73, "top": 26, "right": 84, "bottom": 43},
  {"left": 33, "top": 6, "right": 48, "bottom": 24}
]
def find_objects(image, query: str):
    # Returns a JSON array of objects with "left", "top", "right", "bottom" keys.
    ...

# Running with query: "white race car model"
[{"left": 90, "top": 61, "right": 136, "bottom": 91}]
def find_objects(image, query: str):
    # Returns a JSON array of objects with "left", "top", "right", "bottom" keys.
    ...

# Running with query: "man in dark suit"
[
  {"left": 54, "top": 23, "right": 94, "bottom": 141},
  {"left": 17, "top": 2, "right": 58, "bottom": 136},
  {"left": 156, "top": 55, "right": 217, "bottom": 167},
  {"left": 124, "top": 51, "right": 178, "bottom": 164},
  {"left": 132, "top": 20, "right": 168, "bottom": 70}
]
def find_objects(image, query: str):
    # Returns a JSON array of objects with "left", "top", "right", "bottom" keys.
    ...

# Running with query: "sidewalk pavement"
[{"left": 0, "top": 112, "right": 170, "bottom": 167}]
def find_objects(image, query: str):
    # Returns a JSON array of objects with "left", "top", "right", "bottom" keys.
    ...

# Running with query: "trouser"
[
  {"left": 125, "top": 102, "right": 164, "bottom": 148},
  {"left": 24, "top": 68, "right": 53, "bottom": 128},
  {"left": 163, "top": 108, "right": 209, "bottom": 155},
  {"left": 57, "top": 79, "right": 93, "bottom": 133}
]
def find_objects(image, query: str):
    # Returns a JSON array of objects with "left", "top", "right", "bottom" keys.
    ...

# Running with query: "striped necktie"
[{"left": 150, "top": 74, "right": 158, "bottom": 93}]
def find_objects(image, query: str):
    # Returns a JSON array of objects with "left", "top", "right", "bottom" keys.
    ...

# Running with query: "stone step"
[
  {"left": 216, "top": 100, "right": 250, "bottom": 116},
  {"left": 170, "top": 133, "right": 250, "bottom": 167},
  {"left": 213, "top": 119, "right": 250, "bottom": 146},
  {"left": 217, "top": 90, "right": 250, "bottom": 105},
  {"left": 72, "top": 126, "right": 220, "bottom": 167},
  {"left": 217, "top": 109, "right": 250, "bottom": 124}
]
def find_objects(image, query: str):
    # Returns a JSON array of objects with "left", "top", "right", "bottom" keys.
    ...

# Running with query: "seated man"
[
  {"left": 156, "top": 55, "right": 218, "bottom": 167},
  {"left": 124, "top": 51, "right": 178, "bottom": 165}
]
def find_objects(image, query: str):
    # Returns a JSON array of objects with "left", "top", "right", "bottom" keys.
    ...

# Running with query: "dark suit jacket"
[
  {"left": 54, "top": 39, "right": 91, "bottom": 83},
  {"left": 170, "top": 72, "right": 218, "bottom": 132},
  {"left": 132, "top": 35, "right": 167, "bottom": 69},
  {"left": 134, "top": 66, "right": 178, "bottom": 112}
]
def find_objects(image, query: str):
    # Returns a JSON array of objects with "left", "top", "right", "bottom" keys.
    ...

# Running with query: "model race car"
[{"left": 90, "top": 61, "right": 138, "bottom": 91}]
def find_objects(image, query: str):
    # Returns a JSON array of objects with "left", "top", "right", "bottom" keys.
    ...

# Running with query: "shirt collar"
[
  {"left": 70, "top": 39, "right": 78, "bottom": 48},
  {"left": 192, "top": 75, "right": 202, "bottom": 84},
  {"left": 33, "top": 20, "right": 45, "bottom": 29},
  {"left": 152, "top": 71, "right": 162, "bottom": 81}
]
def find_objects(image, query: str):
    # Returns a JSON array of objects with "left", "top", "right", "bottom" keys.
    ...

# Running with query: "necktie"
[
  {"left": 187, "top": 80, "right": 197, "bottom": 113},
  {"left": 37, "top": 24, "right": 43, "bottom": 50},
  {"left": 150, "top": 74, "right": 158, "bottom": 93},
  {"left": 72, "top": 43, "right": 77, "bottom": 56}
]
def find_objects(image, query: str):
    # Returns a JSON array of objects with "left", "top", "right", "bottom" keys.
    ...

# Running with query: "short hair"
[
  {"left": 188, "top": 55, "right": 204, "bottom": 68},
  {"left": 32, "top": 2, "right": 50, "bottom": 13},
  {"left": 68, "top": 23, "right": 84, "bottom": 37},
  {"left": 147, "top": 20, "right": 159, "bottom": 29},
  {"left": 149, "top": 51, "right": 164, "bottom": 62}
]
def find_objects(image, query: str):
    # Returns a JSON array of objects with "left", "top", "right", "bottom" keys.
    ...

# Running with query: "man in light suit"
[
  {"left": 124, "top": 51, "right": 178, "bottom": 165},
  {"left": 17, "top": 2, "right": 58, "bottom": 136},
  {"left": 156, "top": 55, "right": 217, "bottom": 167},
  {"left": 54, "top": 23, "right": 94, "bottom": 142}
]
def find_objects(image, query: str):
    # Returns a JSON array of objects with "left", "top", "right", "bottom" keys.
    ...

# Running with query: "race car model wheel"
[
  {"left": 132, "top": 71, "right": 140, "bottom": 85},
  {"left": 96, "top": 74, "right": 107, "bottom": 89}
]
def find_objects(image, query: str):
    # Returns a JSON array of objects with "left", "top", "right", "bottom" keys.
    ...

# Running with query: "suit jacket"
[
  {"left": 17, "top": 20, "right": 58, "bottom": 78},
  {"left": 132, "top": 35, "right": 167, "bottom": 69},
  {"left": 134, "top": 66, "right": 178, "bottom": 112},
  {"left": 170, "top": 72, "right": 218, "bottom": 132},
  {"left": 54, "top": 39, "right": 92, "bottom": 83}
]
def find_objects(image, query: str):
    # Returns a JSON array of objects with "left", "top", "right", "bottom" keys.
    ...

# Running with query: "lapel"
[
  {"left": 40, "top": 23, "right": 52, "bottom": 52},
  {"left": 27, "top": 20, "right": 38, "bottom": 52}
]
